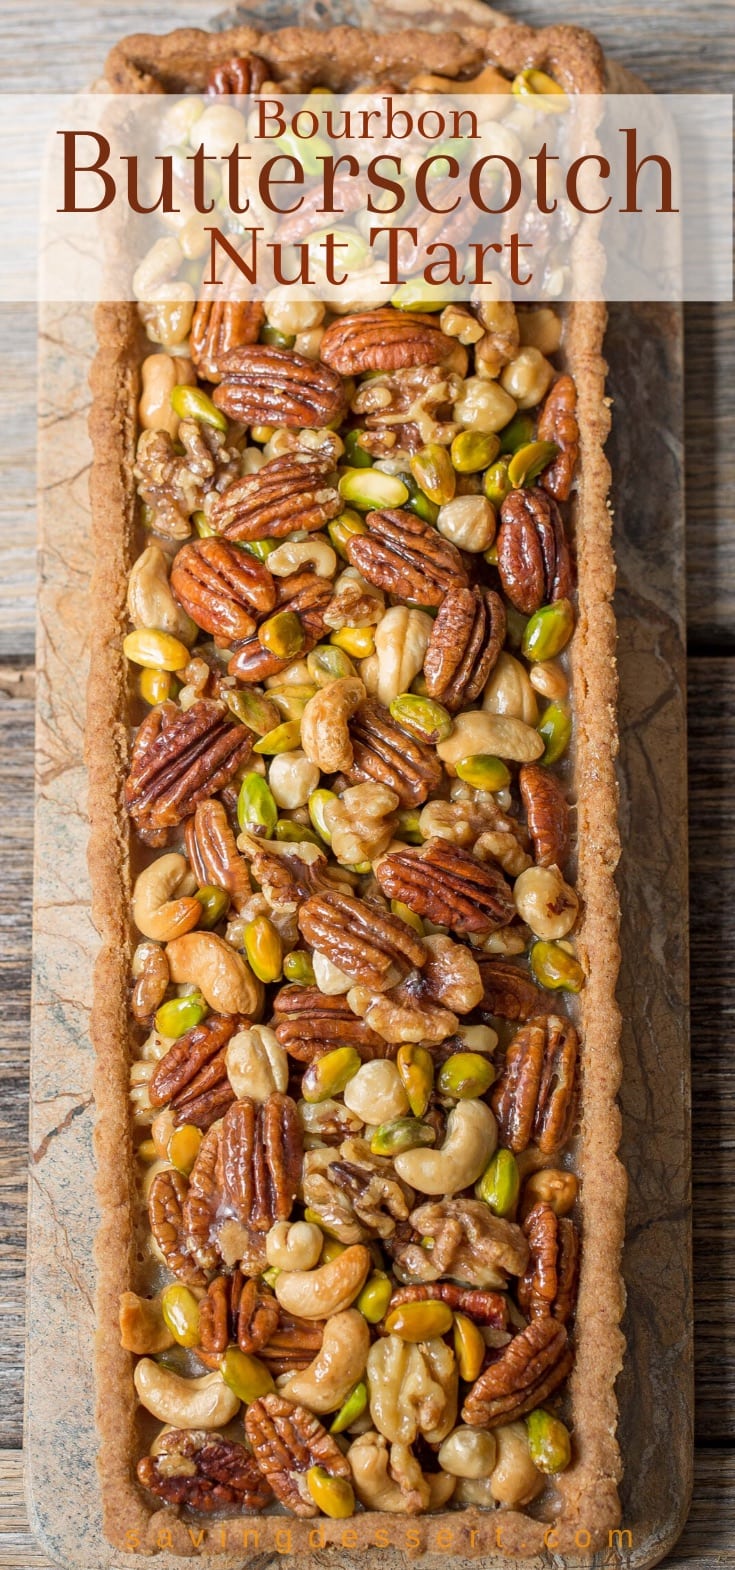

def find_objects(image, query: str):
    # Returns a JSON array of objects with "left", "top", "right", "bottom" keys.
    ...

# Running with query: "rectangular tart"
[{"left": 88, "top": 11, "right": 625, "bottom": 1559}]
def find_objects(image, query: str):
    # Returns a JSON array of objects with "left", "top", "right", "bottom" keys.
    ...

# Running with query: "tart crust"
[{"left": 87, "top": 14, "right": 624, "bottom": 1558}]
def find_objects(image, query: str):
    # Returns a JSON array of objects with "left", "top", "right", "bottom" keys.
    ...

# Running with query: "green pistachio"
[
  {"left": 307, "top": 644, "right": 357, "bottom": 686},
  {"left": 252, "top": 719, "right": 302, "bottom": 755},
  {"left": 302, "top": 1046, "right": 362, "bottom": 1103},
  {"left": 389, "top": 693, "right": 453, "bottom": 744},
  {"left": 410, "top": 444, "right": 456, "bottom": 506},
  {"left": 392, "top": 277, "right": 447, "bottom": 311},
  {"left": 370, "top": 1117, "right": 437, "bottom": 1157},
  {"left": 155, "top": 992, "right": 207, "bottom": 1038},
  {"left": 355, "top": 1271, "right": 393, "bottom": 1323},
  {"left": 455, "top": 754, "right": 511, "bottom": 791},
  {"left": 194, "top": 885, "right": 229, "bottom": 929},
  {"left": 526, "top": 1408, "right": 572, "bottom": 1472},
  {"left": 237, "top": 772, "right": 278, "bottom": 836},
  {"left": 475, "top": 1148, "right": 520, "bottom": 1216},
  {"left": 344, "top": 430, "right": 373, "bottom": 469},
  {"left": 498, "top": 411, "right": 535, "bottom": 453},
  {"left": 330, "top": 1381, "right": 368, "bottom": 1434},
  {"left": 339, "top": 468, "right": 409, "bottom": 511},
  {"left": 283, "top": 949, "right": 316, "bottom": 985},
  {"left": 258, "top": 610, "right": 305, "bottom": 661},
  {"left": 243, "top": 537, "right": 280, "bottom": 563},
  {"left": 275, "top": 819, "right": 325, "bottom": 849},
  {"left": 160, "top": 1284, "right": 201, "bottom": 1348},
  {"left": 450, "top": 430, "right": 501, "bottom": 474},
  {"left": 220, "top": 1347, "right": 275, "bottom": 1404},
  {"left": 394, "top": 809, "right": 425, "bottom": 844},
  {"left": 243, "top": 914, "right": 283, "bottom": 983},
  {"left": 170, "top": 384, "right": 227, "bottom": 431},
  {"left": 396, "top": 1044, "right": 434, "bottom": 1118},
  {"left": 223, "top": 687, "right": 281, "bottom": 736},
  {"left": 522, "top": 598, "right": 574, "bottom": 662},
  {"left": 483, "top": 456, "right": 513, "bottom": 507},
  {"left": 260, "top": 324, "right": 296, "bottom": 349},
  {"left": 507, "top": 440, "right": 560, "bottom": 488},
  {"left": 328, "top": 509, "right": 367, "bottom": 558},
  {"left": 436, "top": 1051, "right": 496, "bottom": 1099},
  {"left": 308, "top": 788, "right": 337, "bottom": 843},
  {"left": 538, "top": 700, "right": 572, "bottom": 764},
  {"left": 402, "top": 472, "right": 440, "bottom": 525},
  {"left": 530, "top": 940, "right": 585, "bottom": 993}
]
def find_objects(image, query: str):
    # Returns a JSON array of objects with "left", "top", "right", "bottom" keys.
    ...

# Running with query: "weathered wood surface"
[{"left": 0, "top": 0, "right": 733, "bottom": 1563}]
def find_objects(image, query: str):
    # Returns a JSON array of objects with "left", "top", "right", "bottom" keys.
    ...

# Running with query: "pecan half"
[
  {"left": 519, "top": 764, "right": 570, "bottom": 869},
  {"left": 423, "top": 587, "right": 506, "bottom": 711},
  {"left": 274, "top": 570, "right": 333, "bottom": 641},
  {"left": 198, "top": 1271, "right": 280, "bottom": 1355},
  {"left": 170, "top": 538, "right": 276, "bottom": 643},
  {"left": 461, "top": 1318, "right": 573, "bottom": 1428},
  {"left": 183, "top": 1123, "right": 222, "bottom": 1272},
  {"left": 211, "top": 451, "right": 341, "bottom": 542},
  {"left": 517, "top": 1202, "right": 579, "bottom": 1324},
  {"left": 185, "top": 799, "right": 252, "bottom": 912},
  {"left": 171, "top": 1052, "right": 236, "bottom": 1131},
  {"left": 272, "top": 985, "right": 387, "bottom": 1062},
  {"left": 244, "top": 1394, "right": 352, "bottom": 1517},
  {"left": 148, "top": 1168, "right": 207, "bottom": 1288},
  {"left": 258, "top": 1312, "right": 325, "bottom": 1374},
  {"left": 298, "top": 884, "right": 426, "bottom": 989},
  {"left": 207, "top": 52, "right": 269, "bottom": 96},
  {"left": 346, "top": 507, "right": 468, "bottom": 606},
  {"left": 213, "top": 346, "right": 347, "bottom": 429},
  {"left": 386, "top": 1282, "right": 507, "bottom": 1328},
  {"left": 476, "top": 957, "right": 553, "bottom": 1022},
  {"left": 221, "top": 1094, "right": 302, "bottom": 1231},
  {"left": 190, "top": 300, "right": 265, "bottom": 384},
  {"left": 124, "top": 699, "right": 252, "bottom": 846},
  {"left": 320, "top": 308, "right": 453, "bottom": 375},
  {"left": 138, "top": 1429, "right": 273, "bottom": 1514},
  {"left": 537, "top": 374, "right": 579, "bottom": 501},
  {"left": 375, "top": 838, "right": 515, "bottom": 937},
  {"left": 345, "top": 698, "right": 443, "bottom": 807},
  {"left": 149, "top": 1015, "right": 237, "bottom": 1108},
  {"left": 496, "top": 488, "right": 574, "bottom": 615},
  {"left": 491, "top": 1014, "right": 578, "bottom": 1154}
]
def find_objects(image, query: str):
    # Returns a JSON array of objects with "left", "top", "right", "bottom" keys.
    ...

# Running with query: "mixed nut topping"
[{"left": 121, "top": 50, "right": 585, "bottom": 1525}]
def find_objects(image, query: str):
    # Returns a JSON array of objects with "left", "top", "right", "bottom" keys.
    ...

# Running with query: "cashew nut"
[
  {"left": 132, "top": 853, "right": 200, "bottom": 943},
  {"left": 373, "top": 607, "right": 434, "bottom": 706},
  {"left": 166, "top": 931, "right": 264, "bottom": 1016},
  {"left": 488, "top": 1420, "right": 544, "bottom": 1506},
  {"left": 300, "top": 677, "right": 366, "bottom": 773},
  {"left": 119, "top": 1291, "right": 174, "bottom": 1354},
  {"left": 437, "top": 709, "right": 544, "bottom": 768},
  {"left": 275, "top": 1243, "right": 371, "bottom": 1320},
  {"left": 279, "top": 1310, "right": 370, "bottom": 1412},
  {"left": 394, "top": 1099, "right": 497, "bottom": 1195},
  {"left": 483, "top": 651, "right": 539, "bottom": 726},
  {"left": 138, "top": 353, "right": 196, "bottom": 440},
  {"left": 133, "top": 1360, "right": 239, "bottom": 1428},
  {"left": 127, "top": 545, "right": 198, "bottom": 646},
  {"left": 226, "top": 1024, "right": 288, "bottom": 1100},
  {"left": 267, "top": 536, "right": 337, "bottom": 580},
  {"left": 266, "top": 1219, "right": 323, "bottom": 1272}
]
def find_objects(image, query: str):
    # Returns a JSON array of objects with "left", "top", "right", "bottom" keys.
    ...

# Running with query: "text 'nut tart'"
[{"left": 88, "top": 10, "right": 624, "bottom": 1561}]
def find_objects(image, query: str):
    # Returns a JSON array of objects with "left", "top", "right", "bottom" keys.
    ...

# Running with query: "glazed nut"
[
  {"left": 127, "top": 544, "right": 198, "bottom": 646},
  {"left": 132, "top": 853, "right": 200, "bottom": 942},
  {"left": 438, "top": 709, "right": 544, "bottom": 768},
  {"left": 161, "top": 1282, "right": 201, "bottom": 1347},
  {"left": 453, "top": 1313, "right": 486, "bottom": 1381},
  {"left": 279, "top": 1309, "right": 370, "bottom": 1412},
  {"left": 438, "top": 1427, "right": 497, "bottom": 1480},
  {"left": 302, "top": 1046, "right": 362, "bottom": 1103},
  {"left": 373, "top": 606, "right": 434, "bottom": 706},
  {"left": 526, "top": 1408, "right": 572, "bottom": 1473},
  {"left": 500, "top": 348, "right": 555, "bottom": 410},
  {"left": 366, "top": 1335, "right": 457, "bottom": 1446},
  {"left": 323, "top": 781, "right": 399, "bottom": 868},
  {"left": 266, "top": 1220, "right": 323, "bottom": 1272},
  {"left": 300, "top": 678, "right": 366, "bottom": 773},
  {"left": 483, "top": 651, "right": 539, "bottom": 726},
  {"left": 454, "top": 375, "right": 517, "bottom": 434},
  {"left": 139, "top": 353, "right": 196, "bottom": 439},
  {"left": 343, "top": 1060, "right": 409, "bottom": 1125},
  {"left": 226, "top": 1025, "right": 288, "bottom": 1101},
  {"left": 267, "top": 537, "right": 337, "bottom": 580},
  {"left": 393, "top": 1099, "right": 498, "bottom": 1196},
  {"left": 513, "top": 866, "right": 579, "bottom": 939},
  {"left": 274, "top": 1244, "right": 372, "bottom": 1320},
  {"left": 268, "top": 752, "right": 320, "bottom": 810},
  {"left": 383, "top": 1300, "right": 453, "bottom": 1341},
  {"left": 306, "top": 1466, "right": 356, "bottom": 1519},
  {"left": 164, "top": 930, "right": 263, "bottom": 1017},
  {"left": 131, "top": 940, "right": 170, "bottom": 1023},
  {"left": 396, "top": 1044, "right": 434, "bottom": 1118},
  {"left": 529, "top": 659, "right": 568, "bottom": 701},
  {"left": 118, "top": 1290, "right": 174, "bottom": 1354},
  {"left": 133, "top": 1360, "right": 240, "bottom": 1428},
  {"left": 436, "top": 1051, "right": 495, "bottom": 1100},
  {"left": 347, "top": 1432, "right": 435, "bottom": 1514},
  {"left": 489, "top": 1420, "right": 544, "bottom": 1506},
  {"left": 518, "top": 306, "right": 562, "bottom": 355},
  {"left": 521, "top": 1168, "right": 578, "bottom": 1219},
  {"left": 436, "top": 496, "right": 496, "bottom": 553}
]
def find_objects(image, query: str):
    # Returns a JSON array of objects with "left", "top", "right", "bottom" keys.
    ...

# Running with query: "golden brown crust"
[{"left": 87, "top": 15, "right": 623, "bottom": 1560}]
